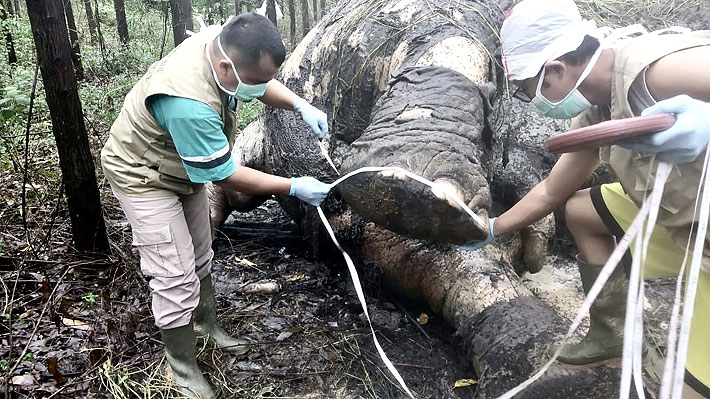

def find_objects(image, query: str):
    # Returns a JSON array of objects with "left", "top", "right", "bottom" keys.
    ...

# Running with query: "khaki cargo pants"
[{"left": 111, "top": 186, "right": 213, "bottom": 329}]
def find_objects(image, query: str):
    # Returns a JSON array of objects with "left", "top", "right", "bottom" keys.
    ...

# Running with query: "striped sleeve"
[{"left": 149, "top": 95, "right": 236, "bottom": 183}]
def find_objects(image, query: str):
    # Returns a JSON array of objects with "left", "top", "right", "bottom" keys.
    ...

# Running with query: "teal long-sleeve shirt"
[{"left": 148, "top": 94, "right": 237, "bottom": 183}]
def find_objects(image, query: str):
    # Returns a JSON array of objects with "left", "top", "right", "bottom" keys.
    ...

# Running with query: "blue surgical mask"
[
  {"left": 207, "top": 36, "right": 268, "bottom": 102},
  {"left": 531, "top": 47, "right": 602, "bottom": 119}
]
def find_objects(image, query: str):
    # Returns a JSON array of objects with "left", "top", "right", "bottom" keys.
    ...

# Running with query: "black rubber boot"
[
  {"left": 194, "top": 274, "right": 249, "bottom": 355},
  {"left": 551, "top": 258, "right": 628, "bottom": 365},
  {"left": 160, "top": 324, "right": 215, "bottom": 399}
]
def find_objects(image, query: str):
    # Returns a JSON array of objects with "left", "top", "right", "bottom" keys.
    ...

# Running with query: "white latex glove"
[
  {"left": 289, "top": 177, "right": 331, "bottom": 206},
  {"left": 458, "top": 218, "right": 496, "bottom": 251},
  {"left": 293, "top": 98, "right": 328, "bottom": 140}
]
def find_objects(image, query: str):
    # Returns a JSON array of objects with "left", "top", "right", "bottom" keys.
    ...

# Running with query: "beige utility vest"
[
  {"left": 575, "top": 30, "right": 710, "bottom": 262},
  {"left": 101, "top": 31, "right": 239, "bottom": 196}
]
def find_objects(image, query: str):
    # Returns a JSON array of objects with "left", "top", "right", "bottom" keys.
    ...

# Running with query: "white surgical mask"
[
  {"left": 206, "top": 36, "right": 268, "bottom": 102},
  {"left": 531, "top": 47, "right": 602, "bottom": 119}
]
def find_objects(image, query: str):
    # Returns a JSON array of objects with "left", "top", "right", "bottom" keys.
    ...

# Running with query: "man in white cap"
[
  {"left": 463, "top": 0, "right": 710, "bottom": 396},
  {"left": 102, "top": 13, "right": 331, "bottom": 398}
]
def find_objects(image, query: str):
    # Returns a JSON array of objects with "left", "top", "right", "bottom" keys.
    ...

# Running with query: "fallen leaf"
[
  {"left": 382, "top": 301, "right": 397, "bottom": 310},
  {"left": 283, "top": 273, "right": 306, "bottom": 281},
  {"left": 240, "top": 280, "right": 280, "bottom": 295},
  {"left": 454, "top": 378, "right": 477, "bottom": 388},
  {"left": 235, "top": 257, "right": 257, "bottom": 267},
  {"left": 10, "top": 374, "right": 35, "bottom": 385},
  {"left": 41, "top": 277, "right": 51, "bottom": 302},
  {"left": 418, "top": 313, "right": 429, "bottom": 325},
  {"left": 276, "top": 331, "right": 293, "bottom": 341},
  {"left": 47, "top": 357, "right": 64, "bottom": 385},
  {"left": 61, "top": 317, "right": 91, "bottom": 331}
]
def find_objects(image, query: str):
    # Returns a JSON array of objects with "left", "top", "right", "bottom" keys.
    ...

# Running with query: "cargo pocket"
[{"left": 132, "top": 225, "right": 184, "bottom": 278}]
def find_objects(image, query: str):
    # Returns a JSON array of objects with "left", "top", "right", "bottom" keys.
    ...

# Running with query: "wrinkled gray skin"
[{"left": 207, "top": 0, "right": 623, "bottom": 397}]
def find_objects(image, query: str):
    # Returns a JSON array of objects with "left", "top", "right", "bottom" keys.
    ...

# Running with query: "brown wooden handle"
[{"left": 544, "top": 113, "right": 677, "bottom": 153}]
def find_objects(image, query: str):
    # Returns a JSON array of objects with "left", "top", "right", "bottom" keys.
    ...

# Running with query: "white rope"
[
  {"left": 315, "top": 165, "right": 487, "bottom": 398},
  {"left": 659, "top": 147, "right": 710, "bottom": 398},
  {"left": 494, "top": 165, "right": 661, "bottom": 399},
  {"left": 620, "top": 162, "right": 672, "bottom": 399},
  {"left": 314, "top": 145, "right": 708, "bottom": 398},
  {"left": 670, "top": 144, "right": 710, "bottom": 398}
]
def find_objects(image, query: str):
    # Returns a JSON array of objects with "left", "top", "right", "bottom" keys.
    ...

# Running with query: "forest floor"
[{"left": 0, "top": 188, "right": 478, "bottom": 398}]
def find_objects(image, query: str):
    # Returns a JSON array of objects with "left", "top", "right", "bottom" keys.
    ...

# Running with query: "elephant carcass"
[{"left": 209, "top": 0, "right": 622, "bottom": 397}]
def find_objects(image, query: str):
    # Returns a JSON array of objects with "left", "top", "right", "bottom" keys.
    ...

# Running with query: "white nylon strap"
[
  {"left": 620, "top": 161, "right": 672, "bottom": 399},
  {"left": 494, "top": 164, "right": 668, "bottom": 399},
  {"left": 670, "top": 145, "right": 710, "bottom": 398},
  {"left": 659, "top": 147, "right": 709, "bottom": 399},
  {"left": 315, "top": 166, "right": 488, "bottom": 398}
]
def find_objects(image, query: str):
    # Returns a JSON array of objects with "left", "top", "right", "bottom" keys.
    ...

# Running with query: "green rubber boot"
[
  {"left": 160, "top": 324, "right": 215, "bottom": 399},
  {"left": 194, "top": 274, "right": 250, "bottom": 355},
  {"left": 551, "top": 258, "right": 627, "bottom": 365}
]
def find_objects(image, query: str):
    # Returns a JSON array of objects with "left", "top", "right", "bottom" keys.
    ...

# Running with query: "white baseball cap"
[{"left": 501, "top": 0, "right": 597, "bottom": 80}]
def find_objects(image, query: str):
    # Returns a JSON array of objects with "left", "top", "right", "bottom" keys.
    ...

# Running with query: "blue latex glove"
[
  {"left": 458, "top": 217, "right": 496, "bottom": 251},
  {"left": 289, "top": 177, "right": 331, "bottom": 206},
  {"left": 617, "top": 95, "right": 710, "bottom": 164},
  {"left": 293, "top": 98, "right": 328, "bottom": 140}
]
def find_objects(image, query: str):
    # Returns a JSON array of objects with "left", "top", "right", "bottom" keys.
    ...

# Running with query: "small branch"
[{"left": 21, "top": 60, "right": 40, "bottom": 245}]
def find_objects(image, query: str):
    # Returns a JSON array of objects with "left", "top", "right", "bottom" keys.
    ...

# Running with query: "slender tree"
[
  {"left": 113, "top": 0, "right": 129, "bottom": 44},
  {"left": 82, "top": 0, "right": 97, "bottom": 45},
  {"left": 94, "top": 0, "right": 106, "bottom": 53},
  {"left": 311, "top": 0, "right": 316, "bottom": 23},
  {"left": 204, "top": 0, "right": 213, "bottom": 24},
  {"left": 217, "top": 0, "right": 223, "bottom": 23},
  {"left": 287, "top": 0, "right": 295, "bottom": 49},
  {"left": 0, "top": 1, "right": 17, "bottom": 65},
  {"left": 160, "top": 0, "right": 168, "bottom": 57},
  {"left": 11, "top": 0, "right": 17, "bottom": 16},
  {"left": 3, "top": 0, "right": 14, "bottom": 15},
  {"left": 299, "top": 0, "right": 309, "bottom": 37},
  {"left": 234, "top": 0, "right": 240, "bottom": 15},
  {"left": 63, "top": 0, "right": 84, "bottom": 80},
  {"left": 25, "top": 0, "right": 109, "bottom": 253},
  {"left": 265, "top": 0, "right": 276, "bottom": 25},
  {"left": 168, "top": 0, "right": 192, "bottom": 46},
  {"left": 319, "top": 0, "right": 324, "bottom": 17}
]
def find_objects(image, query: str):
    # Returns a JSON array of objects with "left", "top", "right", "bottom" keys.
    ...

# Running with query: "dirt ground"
[{"left": 1, "top": 193, "right": 477, "bottom": 398}]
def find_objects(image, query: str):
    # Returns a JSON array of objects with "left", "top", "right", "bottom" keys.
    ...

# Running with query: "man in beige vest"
[
  {"left": 101, "top": 13, "right": 331, "bottom": 398},
  {"left": 460, "top": 0, "right": 710, "bottom": 396}
]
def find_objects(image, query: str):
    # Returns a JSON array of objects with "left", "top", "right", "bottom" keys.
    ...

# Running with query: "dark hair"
[
  {"left": 556, "top": 35, "right": 600, "bottom": 66},
  {"left": 220, "top": 13, "right": 286, "bottom": 67}
]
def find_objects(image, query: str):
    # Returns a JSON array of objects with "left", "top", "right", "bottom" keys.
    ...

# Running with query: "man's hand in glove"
[{"left": 618, "top": 95, "right": 710, "bottom": 164}]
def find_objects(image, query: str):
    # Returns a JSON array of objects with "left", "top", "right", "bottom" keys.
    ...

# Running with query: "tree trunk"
[
  {"left": 26, "top": 0, "right": 109, "bottom": 253},
  {"left": 234, "top": 0, "right": 241, "bottom": 15},
  {"left": 113, "top": 0, "right": 129, "bottom": 44},
  {"left": 299, "top": 0, "right": 308, "bottom": 37},
  {"left": 265, "top": 0, "right": 276, "bottom": 26},
  {"left": 287, "top": 0, "right": 295, "bottom": 49},
  {"left": 82, "top": 0, "right": 97, "bottom": 45},
  {"left": 204, "top": 0, "right": 213, "bottom": 24},
  {"left": 160, "top": 0, "right": 168, "bottom": 58},
  {"left": 63, "top": 0, "right": 84, "bottom": 80},
  {"left": 11, "top": 0, "right": 18, "bottom": 16},
  {"left": 217, "top": 0, "right": 223, "bottom": 23},
  {"left": 209, "top": 0, "right": 626, "bottom": 397},
  {"left": 93, "top": 0, "right": 106, "bottom": 53},
  {"left": 3, "top": 0, "right": 14, "bottom": 15},
  {"left": 168, "top": 0, "right": 192, "bottom": 47},
  {"left": 311, "top": 0, "right": 316, "bottom": 23},
  {"left": 319, "top": 0, "right": 324, "bottom": 17},
  {"left": 0, "top": 1, "right": 17, "bottom": 65}
]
